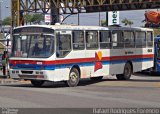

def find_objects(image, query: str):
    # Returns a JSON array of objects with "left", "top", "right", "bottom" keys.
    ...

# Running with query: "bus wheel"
[
  {"left": 116, "top": 63, "right": 132, "bottom": 80},
  {"left": 90, "top": 76, "right": 103, "bottom": 81},
  {"left": 66, "top": 68, "right": 80, "bottom": 87},
  {"left": 31, "top": 80, "right": 45, "bottom": 87}
]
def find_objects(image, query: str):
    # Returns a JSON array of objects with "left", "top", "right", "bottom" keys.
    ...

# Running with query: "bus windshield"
[{"left": 11, "top": 34, "right": 54, "bottom": 58}]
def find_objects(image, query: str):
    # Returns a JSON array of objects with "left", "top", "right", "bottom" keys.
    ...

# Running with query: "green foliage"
[
  {"left": 101, "top": 20, "right": 107, "bottom": 26},
  {"left": 154, "top": 29, "right": 160, "bottom": 36},
  {"left": 24, "top": 14, "right": 33, "bottom": 24},
  {"left": 31, "top": 14, "right": 44, "bottom": 24},
  {"left": 121, "top": 18, "right": 133, "bottom": 27},
  {"left": 24, "top": 13, "right": 44, "bottom": 24},
  {"left": 2, "top": 17, "right": 11, "bottom": 25}
]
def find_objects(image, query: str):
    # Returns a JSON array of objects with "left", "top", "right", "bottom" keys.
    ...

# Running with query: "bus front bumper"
[{"left": 9, "top": 69, "right": 55, "bottom": 81}]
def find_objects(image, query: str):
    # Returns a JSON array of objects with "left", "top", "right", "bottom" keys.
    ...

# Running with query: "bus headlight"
[
  {"left": 35, "top": 71, "right": 43, "bottom": 75},
  {"left": 12, "top": 71, "right": 15, "bottom": 74},
  {"left": 12, "top": 70, "right": 19, "bottom": 74},
  {"left": 36, "top": 71, "right": 39, "bottom": 74}
]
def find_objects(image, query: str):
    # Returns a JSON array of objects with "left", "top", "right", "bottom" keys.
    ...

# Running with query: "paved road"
[{"left": 0, "top": 72, "right": 160, "bottom": 110}]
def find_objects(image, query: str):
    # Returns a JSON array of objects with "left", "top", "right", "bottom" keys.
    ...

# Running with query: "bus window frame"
[
  {"left": 72, "top": 30, "right": 85, "bottom": 50},
  {"left": 56, "top": 32, "right": 72, "bottom": 58},
  {"left": 85, "top": 30, "right": 99, "bottom": 50},
  {"left": 123, "top": 30, "right": 135, "bottom": 48},
  {"left": 146, "top": 31, "right": 153, "bottom": 47},
  {"left": 111, "top": 30, "right": 124, "bottom": 49},
  {"left": 99, "top": 30, "right": 111, "bottom": 49},
  {"left": 135, "top": 31, "right": 146, "bottom": 48}
]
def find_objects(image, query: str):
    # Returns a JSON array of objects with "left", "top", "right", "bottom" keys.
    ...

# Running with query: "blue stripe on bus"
[{"left": 10, "top": 58, "right": 153, "bottom": 70}]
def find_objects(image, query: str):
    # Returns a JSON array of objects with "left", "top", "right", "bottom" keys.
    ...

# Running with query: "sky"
[
  {"left": 64, "top": 10, "right": 146, "bottom": 27},
  {"left": 0, "top": 0, "right": 149, "bottom": 27}
]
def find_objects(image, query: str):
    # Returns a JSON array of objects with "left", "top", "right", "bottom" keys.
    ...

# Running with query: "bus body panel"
[{"left": 85, "top": 50, "right": 110, "bottom": 77}]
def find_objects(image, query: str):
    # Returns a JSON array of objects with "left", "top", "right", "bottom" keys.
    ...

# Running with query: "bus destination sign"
[{"left": 13, "top": 27, "right": 54, "bottom": 34}]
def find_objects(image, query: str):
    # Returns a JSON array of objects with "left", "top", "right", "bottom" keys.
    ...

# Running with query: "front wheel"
[
  {"left": 116, "top": 63, "right": 132, "bottom": 80},
  {"left": 66, "top": 68, "right": 80, "bottom": 87},
  {"left": 31, "top": 80, "right": 45, "bottom": 87}
]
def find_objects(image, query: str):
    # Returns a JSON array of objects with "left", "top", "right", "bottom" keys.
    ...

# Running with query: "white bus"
[{"left": 9, "top": 25, "right": 154, "bottom": 87}]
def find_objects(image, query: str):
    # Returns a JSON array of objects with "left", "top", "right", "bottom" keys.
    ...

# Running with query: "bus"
[
  {"left": 150, "top": 36, "right": 160, "bottom": 73},
  {"left": 9, "top": 25, "right": 154, "bottom": 87}
]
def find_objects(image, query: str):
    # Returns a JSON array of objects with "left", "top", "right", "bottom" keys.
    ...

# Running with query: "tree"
[
  {"left": 2, "top": 17, "right": 11, "bottom": 26},
  {"left": 128, "top": 21, "right": 133, "bottom": 27},
  {"left": 24, "top": 13, "right": 44, "bottom": 24},
  {"left": 101, "top": 20, "right": 107, "bottom": 26},
  {"left": 121, "top": 18, "right": 133, "bottom": 27},
  {"left": 24, "top": 14, "right": 33, "bottom": 24},
  {"left": 31, "top": 14, "right": 44, "bottom": 24}
]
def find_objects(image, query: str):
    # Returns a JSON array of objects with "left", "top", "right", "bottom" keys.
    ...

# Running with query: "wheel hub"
[
  {"left": 70, "top": 72, "right": 77, "bottom": 83},
  {"left": 125, "top": 67, "right": 130, "bottom": 76}
]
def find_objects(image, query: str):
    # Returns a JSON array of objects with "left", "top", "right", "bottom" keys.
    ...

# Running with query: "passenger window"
[
  {"left": 112, "top": 31, "right": 124, "bottom": 48},
  {"left": 56, "top": 33, "right": 71, "bottom": 58},
  {"left": 135, "top": 32, "right": 146, "bottom": 48},
  {"left": 86, "top": 31, "right": 98, "bottom": 49},
  {"left": 72, "top": 31, "right": 84, "bottom": 50},
  {"left": 146, "top": 31, "right": 153, "bottom": 47},
  {"left": 99, "top": 31, "right": 111, "bottom": 49},
  {"left": 124, "top": 31, "right": 135, "bottom": 48}
]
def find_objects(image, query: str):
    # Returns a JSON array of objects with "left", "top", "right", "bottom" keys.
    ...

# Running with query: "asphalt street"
[{"left": 0, "top": 72, "right": 160, "bottom": 113}]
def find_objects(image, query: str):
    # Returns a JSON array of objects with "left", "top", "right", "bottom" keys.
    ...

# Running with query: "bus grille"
[
  {"left": 19, "top": 75, "right": 37, "bottom": 79},
  {"left": 21, "top": 71, "right": 33, "bottom": 74}
]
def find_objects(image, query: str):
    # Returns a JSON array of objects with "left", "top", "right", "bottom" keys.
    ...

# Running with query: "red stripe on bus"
[
  {"left": 109, "top": 54, "right": 154, "bottom": 61},
  {"left": 9, "top": 54, "right": 154, "bottom": 65}
]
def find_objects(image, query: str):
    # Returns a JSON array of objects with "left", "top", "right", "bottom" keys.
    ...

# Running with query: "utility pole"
[
  {"left": 106, "top": 12, "right": 108, "bottom": 26},
  {"left": 0, "top": 0, "right": 2, "bottom": 29},
  {"left": 99, "top": 12, "right": 101, "bottom": 26},
  {"left": 78, "top": 13, "right": 80, "bottom": 25},
  {"left": 51, "top": 2, "right": 60, "bottom": 25}
]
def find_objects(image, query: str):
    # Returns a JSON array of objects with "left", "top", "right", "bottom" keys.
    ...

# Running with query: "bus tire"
[
  {"left": 116, "top": 62, "right": 132, "bottom": 80},
  {"left": 66, "top": 68, "right": 80, "bottom": 87},
  {"left": 90, "top": 76, "right": 103, "bottom": 81},
  {"left": 31, "top": 80, "right": 45, "bottom": 87}
]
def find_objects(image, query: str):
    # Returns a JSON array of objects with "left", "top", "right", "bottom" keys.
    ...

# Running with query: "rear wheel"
[
  {"left": 66, "top": 68, "right": 80, "bottom": 87},
  {"left": 31, "top": 80, "right": 45, "bottom": 87},
  {"left": 116, "top": 63, "right": 132, "bottom": 80}
]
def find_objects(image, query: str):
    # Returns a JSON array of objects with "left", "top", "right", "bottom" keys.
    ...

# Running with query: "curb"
[
  {"left": 0, "top": 79, "right": 19, "bottom": 84},
  {"left": 0, "top": 77, "right": 31, "bottom": 84}
]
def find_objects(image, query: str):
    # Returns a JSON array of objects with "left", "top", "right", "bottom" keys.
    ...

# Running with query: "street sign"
[
  {"left": 44, "top": 14, "right": 52, "bottom": 23},
  {"left": 108, "top": 11, "right": 120, "bottom": 26}
]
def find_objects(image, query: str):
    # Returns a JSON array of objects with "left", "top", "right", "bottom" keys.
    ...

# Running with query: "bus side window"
[
  {"left": 146, "top": 31, "right": 153, "bottom": 47},
  {"left": 112, "top": 31, "right": 123, "bottom": 48},
  {"left": 112, "top": 32, "right": 117, "bottom": 47},
  {"left": 124, "top": 31, "right": 135, "bottom": 48},
  {"left": 86, "top": 31, "right": 98, "bottom": 49},
  {"left": 99, "top": 31, "right": 111, "bottom": 49},
  {"left": 135, "top": 31, "right": 146, "bottom": 48},
  {"left": 72, "top": 31, "right": 84, "bottom": 50},
  {"left": 56, "top": 33, "right": 71, "bottom": 58}
]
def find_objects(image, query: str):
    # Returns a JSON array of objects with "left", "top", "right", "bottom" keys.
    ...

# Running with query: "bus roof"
[{"left": 14, "top": 25, "right": 153, "bottom": 31}]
